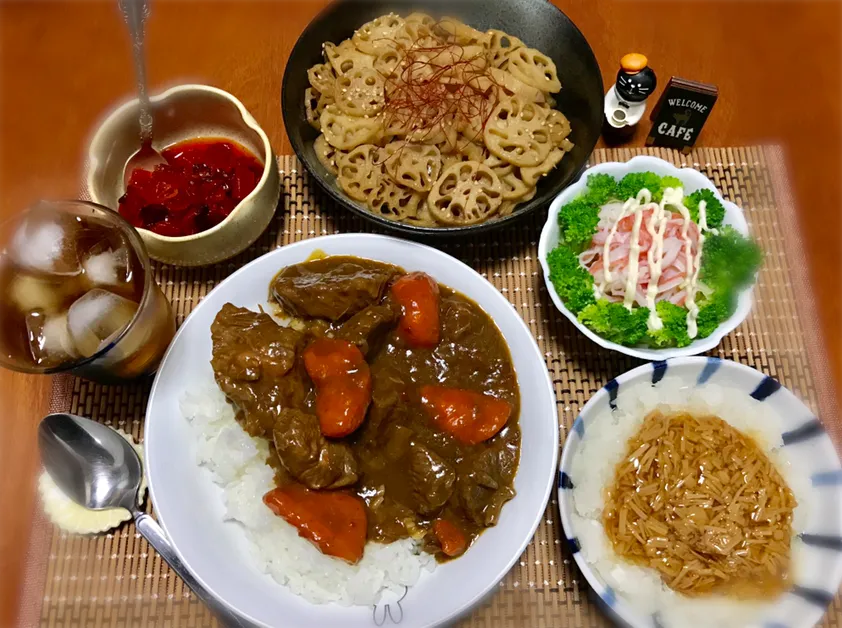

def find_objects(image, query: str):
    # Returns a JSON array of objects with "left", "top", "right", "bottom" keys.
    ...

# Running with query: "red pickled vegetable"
[{"left": 117, "top": 138, "right": 263, "bottom": 237}]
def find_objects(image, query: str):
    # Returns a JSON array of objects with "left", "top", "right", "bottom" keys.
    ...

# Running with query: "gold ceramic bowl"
[{"left": 87, "top": 84, "right": 281, "bottom": 267}]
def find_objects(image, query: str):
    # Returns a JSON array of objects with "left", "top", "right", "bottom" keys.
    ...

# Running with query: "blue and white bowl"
[
  {"left": 538, "top": 156, "right": 754, "bottom": 360},
  {"left": 557, "top": 357, "right": 842, "bottom": 628}
]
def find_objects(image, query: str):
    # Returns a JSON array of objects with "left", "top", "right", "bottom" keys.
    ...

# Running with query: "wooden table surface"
[{"left": 1, "top": 1, "right": 840, "bottom": 626}]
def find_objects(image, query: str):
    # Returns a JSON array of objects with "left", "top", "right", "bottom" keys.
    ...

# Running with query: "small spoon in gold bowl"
[{"left": 119, "top": 0, "right": 166, "bottom": 188}]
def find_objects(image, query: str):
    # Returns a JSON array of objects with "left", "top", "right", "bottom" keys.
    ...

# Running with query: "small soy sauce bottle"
[{"left": 603, "top": 53, "right": 657, "bottom": 141}]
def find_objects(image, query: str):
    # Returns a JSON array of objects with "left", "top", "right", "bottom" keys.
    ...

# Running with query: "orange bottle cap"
[{"left": 620, "top": 53, "right": 648, "bottom": 73}]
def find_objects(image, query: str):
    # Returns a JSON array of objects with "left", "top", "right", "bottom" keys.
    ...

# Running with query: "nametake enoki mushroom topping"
[{"left": 603, "top": 410, "right": 797, "bottom": 599}]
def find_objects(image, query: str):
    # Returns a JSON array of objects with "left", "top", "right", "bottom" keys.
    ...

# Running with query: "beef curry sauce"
[{"left": 210, "top": 255, "right": 520, "bottom": 564}]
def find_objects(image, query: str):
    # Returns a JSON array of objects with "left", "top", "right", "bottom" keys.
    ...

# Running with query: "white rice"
[
  {"left": 180, "top": 384, "right": 436, "bottom": 606},
  {"left": 570, "top": 378, "right": 811, "bottom": 628}
]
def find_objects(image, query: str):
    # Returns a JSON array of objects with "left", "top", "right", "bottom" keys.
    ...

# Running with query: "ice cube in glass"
[
  {"left": 10, "top": 273, "right": 68, "bottom": 314},
  {"left": 10, "top": 205, "right": 82, "bottom": 276},
  {"left": 25, "top": 311, "right": 78, "bottom": 367},
  {"left": 82, "top": 233, "right": 133, "bottom": 287},
  {"left": 67, "top": 289, "right": 139, "bottom": 358}
]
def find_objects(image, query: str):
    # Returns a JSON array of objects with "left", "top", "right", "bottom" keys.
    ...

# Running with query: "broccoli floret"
[
  {"left": 577, "top": 300, "right": 650, "bottom": 346},
  {"left": 557, "top": 174, "right": 617, "bottom": 250},
  {"left": 581, "top": 173, "right": 617, "bottom": 206},
  {"left": 696, "top": 290, "right": 737, "bottom": 339},
  {"left": 685, "top": 188, "right": 726, "bottom": 228},
  {"left": 660, "top": 175, "right": 682, "bottom": 192},
  {"left": 615, "top": 172, "right": 681, "bottom": 203},
  {"left": 546, "top": 245, "right": 595, "bottom": 314},
  {"left": 700, "top": 226, "right": 763, "bottom": 292},
  {"left": 647, "top": 301, "right": 693, "bottom": 347},
  {"left": 557, "top": 197, "right": 601, "bottom": 251},
  {"left": 616, "top": 172, "right": 662, "bottom": 200}
]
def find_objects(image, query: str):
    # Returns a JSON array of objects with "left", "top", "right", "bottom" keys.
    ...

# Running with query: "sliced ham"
[{"left": 585, "top": 201, "right": 701, "bottom": 309}]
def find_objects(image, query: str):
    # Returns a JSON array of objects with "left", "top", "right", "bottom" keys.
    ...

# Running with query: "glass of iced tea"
[{"left": 0, "top": 200, "right": 176, "bottom": 384}]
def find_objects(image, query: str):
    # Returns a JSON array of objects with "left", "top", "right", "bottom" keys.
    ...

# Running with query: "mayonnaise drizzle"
[
  {"left": 596, "top": 186, "right": 711, "bottom": 336},
  {"left": 685, "top": 199, "right": 707, "bottom": 338},
  {"left": 623, "top": 205, "right": 645, "bottom": 309},
  {"left": 643, "top": 189, "right": 679, "bottom": 330},
  {"left": 600, "top": 189, "right": 651, "bottom": 293}
]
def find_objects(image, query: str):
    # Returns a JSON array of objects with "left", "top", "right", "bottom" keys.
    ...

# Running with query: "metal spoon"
[
  {"left": 38, "top": 413, "right": 250, "bottom": 628},
  {"left": 118, "top": 0, "right": 166, "bottom": 187}
]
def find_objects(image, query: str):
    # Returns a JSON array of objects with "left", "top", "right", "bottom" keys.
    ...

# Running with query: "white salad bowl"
[
  {"left": 538, "top": 155, "right": 753, "bottom": 360},
  {"left": 558, "top": 357, "right": 842, "bottom": 628},
  {"left": 144, "top": 234, "right": 559, "bottom": 628}
]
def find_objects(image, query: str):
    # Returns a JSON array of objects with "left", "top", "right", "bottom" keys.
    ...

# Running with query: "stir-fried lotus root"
[
  {"left": 498, "top": 172, "right": 533, "bottom": 202},
  {"left": 305, "top": 88, "right": 334, "bottom": 130},
  {"left": 307, "top": 13, "right": 574, "bottom": 226},
  {"left": 546, "top": 109, "right": 572, "bottom": 147},
  {"left": 502, "top": 186, "right": 538, "bottom": 215},
  {"left": 427, "top": 161, "right": 503, "bottom": 225},
  {"left": 434, "top": 17, "right": 489, "bottom": 46},
  {"left": 483, "top": 153, "right": 512, "bottom": 174},
  {"left": 374, "top": 47, "right": 402, "bottom": 78},
  {"left": 320, "top": 105, "right": 381, "bottom": 151},
  {"left": 314, "top": 134, "right": 339, "bottom": 176},
  {"left": 498, "top": 186, "right": 537, "bottom": 217},
  {"left": 483, "top": 154, "right": 530, "bottom": 201},
  {"left": 489, "top": 67, "right": 547, "bottom": 105},
  {"left": 307, "top": 62, "right": 336, "bottom": 97},
  {"left": 368, "top": 177, "right": 427, "bottom": 222},
  {"left": 484, "top": 97, "right": 552, "bottom": 167},
  {"left": 441, "top": 138, "right": 487, "bottom": 171},
  {"left": 335, "top": 67, "right": 385, "bottom": 117},
  {"left": 324, "top": 40, "right": 375, "bottom": 76},
  {"left": 398, "top": 17, "right": 439, "bottom": 50},
  {"left": 352, "top": 14, "right": 405, "bottom": 55},
  {"left": 507, "top": 47, "right": 562, "bottom": 93},
  {"left": 487, "top": 29, "right": 524, "bottom": 69},
  {"left": 521, "top": 148, "right": 566, "bottom": 187},
  {"left": 384, "top": 106, "right": 460, "bottom": 148},
  {"left": 337, "top": 144, "right": 382, "bottom": 201},
  {"left": 434, "top": 45, "right": 488, "bottom": 79},
  {"left": 384, "top": 142, "right": 442, "bottom": 192},
  {"left": 405, "top": 11, "right": 435, "bottom": 25},
  {"left": 403, "top": 201, "right": 437, "bottom": 227}
]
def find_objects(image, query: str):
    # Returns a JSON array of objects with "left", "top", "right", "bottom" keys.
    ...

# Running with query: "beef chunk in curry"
[
  {"left": 211, "top": 304, "right": 357, "bottom": 490},
  {"left": 210, "top": 255, "right": 520, "bottom": 564},
  {"left": 210, "top": 304, "right": 310, "bottom": 436},
  {"left": 335, "top": 303, "right": 398, "bottom": 356},
  {"left": 408, "top": 444, "right": 456, "bottom": 515},
  {"left": 270, "top": 256, "right": 399, "bottom": 322},
  {"left": 272, "top": 409, "right": 358, "bottom": 490}
]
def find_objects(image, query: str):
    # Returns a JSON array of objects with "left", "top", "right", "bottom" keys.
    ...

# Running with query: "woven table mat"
[{"left": 16, "top": 146, "right": 841, "bottom": 628}]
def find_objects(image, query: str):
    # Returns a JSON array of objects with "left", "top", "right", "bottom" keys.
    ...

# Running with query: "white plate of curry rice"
[
  {"left": 558, "top": 357, "right": 842, "bottom": 628},
  {"left": 144, "top": 234, "right": 559, "bottom": 628}
]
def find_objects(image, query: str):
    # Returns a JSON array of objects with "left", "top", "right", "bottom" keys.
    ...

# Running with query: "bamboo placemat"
[{"left": 16, "top": 146, "right": 842, "bottom": 628}]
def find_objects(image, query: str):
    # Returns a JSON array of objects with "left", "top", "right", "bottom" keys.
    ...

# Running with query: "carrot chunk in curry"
[
  {"left": 304, "top": 338, "right": 372, "bottom": 438},
  {"left": 390, "top": 272, "right": 440, "bottom": 348},
  {"left": 432, "top": 519, "right": 468, "bottom": 557},
  {"left": 420, "top": 386, "right": 512, "bottom": 445},
  {"left": 263, "top": 485, "right": 367, "bottom": 564}
]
